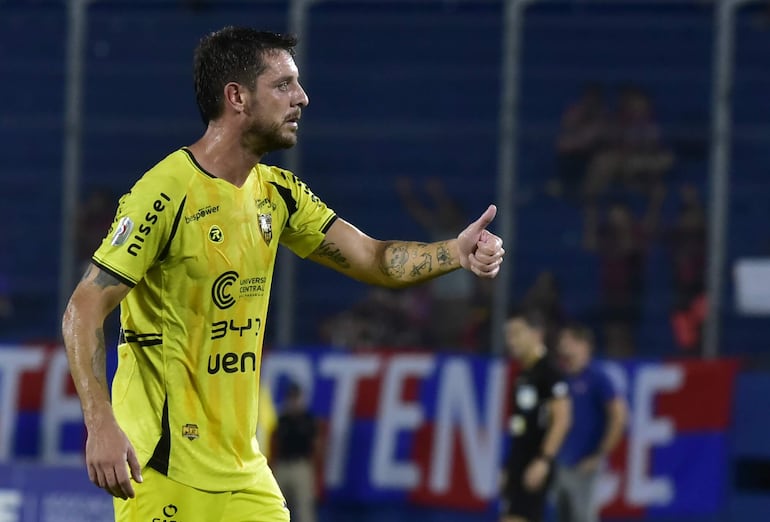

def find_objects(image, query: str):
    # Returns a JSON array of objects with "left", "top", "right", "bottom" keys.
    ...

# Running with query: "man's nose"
[{"left": 296, "top": 83, "right": 309, "bottom": 108}]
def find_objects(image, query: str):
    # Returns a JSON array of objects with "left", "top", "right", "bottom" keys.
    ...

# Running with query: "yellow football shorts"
[{"left": 113, "top": 466, "right": 290, "bottom": 522}]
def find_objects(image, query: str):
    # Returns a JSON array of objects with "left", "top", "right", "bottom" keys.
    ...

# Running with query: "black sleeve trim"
[
  {"left": 90, "top": 259, "right": 136, "bottom": 288},
  {"left": 321, "top": 214, "right": 338, "bottom": 234},
  {"left": 159, "top": 196, "right": 187, "bottom": 261},
  {"left": 269, "top": 181, "right": 298, "bottom": 224}
]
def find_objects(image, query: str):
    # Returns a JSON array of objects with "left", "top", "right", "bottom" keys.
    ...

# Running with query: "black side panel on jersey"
[
  {"left": 148, "top": 397, "right": 171, "bottom": 475},
  {"left": 158, "top": 196, "right": 187, "bottom": 261},
  {"left": 268, "top": 182, "right": 298, "bottom": 223}
]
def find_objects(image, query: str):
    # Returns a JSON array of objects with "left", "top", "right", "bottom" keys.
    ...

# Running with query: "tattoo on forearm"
[
  {"left": 93, "top": 269, "right": 121, "bottom": 288},
  {"left": 380, "top": 241, "right": 457, "bottom": 283},
  {"left": 410, "top": 253, "right": 433, "bottom": 277},
  {"left": 316, "top": 240, "right": 350, "bottom": 269},
  {"left": 80, "top": 265, "right": 94, "bottom": 282},
  {"left": 436, "top": 242, "right": 453, "bottom": 266},
  {"left": 380, "top": 244, "right": 409, "bottom": 278},
  {"left": 92, "top": 328, "right": 107, "bottom": 386}
]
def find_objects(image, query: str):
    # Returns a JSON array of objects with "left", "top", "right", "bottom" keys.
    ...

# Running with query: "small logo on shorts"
[{"left": 182, "top": 423, "right": 199, "bottom": 441}]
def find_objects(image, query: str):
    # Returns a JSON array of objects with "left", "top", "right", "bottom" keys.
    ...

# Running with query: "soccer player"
[
  {"left": 61, "top": 27, "right": 505, "bottom": 522},
  {"left": 501, "top": 309, "right": 571, "bottom": 522},
  {"left": 554, "top": 324, "right": 627, "bottom": 522}
]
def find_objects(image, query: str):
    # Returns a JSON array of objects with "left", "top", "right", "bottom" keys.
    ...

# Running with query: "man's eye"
[{"left": 278, "top": 81, "right": 289, "bottom": 91}]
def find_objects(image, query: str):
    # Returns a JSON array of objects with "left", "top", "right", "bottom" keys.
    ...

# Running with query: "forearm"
[
  {"left": 62, "top": 266, "right": 129, "bottom": 429},
  {"left": 62, "top": 295, "right": 114, "bottom": 429},
  {"left": 541, "top": 401, "right": 571, "bottom": 459},
  {"left": 376, "top": 239, "right": 461, "bottom": 288},
  {"left": 310, "top": 214, "right": 502, "bottom": 286},
  {"left": 541, "top": 422, "right": 569, "bottom": 460},
  {"left": 597, "top": 400, "right": 627, "bottom": 456},
  {"left": 596, "top": 425, "right": 621, "bottom": 457}
]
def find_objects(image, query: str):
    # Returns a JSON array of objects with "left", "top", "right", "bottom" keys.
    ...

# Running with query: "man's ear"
[{"left": 223, "top": 82, "right": 247, "bottom": 114}]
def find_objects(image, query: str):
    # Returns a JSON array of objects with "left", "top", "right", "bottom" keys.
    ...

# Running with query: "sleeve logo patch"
[{"left": 110, "top": 216, "right": 134, "bottom": 246}]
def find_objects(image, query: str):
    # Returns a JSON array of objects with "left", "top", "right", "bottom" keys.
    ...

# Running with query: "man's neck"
[
  {"left": 568, "top": 360, "right": 590, "bottom": 376},
  {"left": 188, "top": 124, "right": 261, "bottom": 188},
  {"left": 521, "top": 345, "right": 546, "bottom": 369}
]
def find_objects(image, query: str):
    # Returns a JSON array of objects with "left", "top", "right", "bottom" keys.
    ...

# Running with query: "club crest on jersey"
[
  {"left": 258, "top": 214, "right": 273, "bottom": 244},
  {"left": 182, "top": 423, "right": 199, "bottom": 441},
  {"left": 208, "top": 225, "right": 224, "bottom": 244},
  {"left": 110, "top": 216, "right": 134, "bottom": 246}
]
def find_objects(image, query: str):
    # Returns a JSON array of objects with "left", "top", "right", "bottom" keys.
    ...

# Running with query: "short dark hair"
[
  {"left": 193, "top": 27, "right": 298, "bottom": 124},
  {"left": 561, "top": 322, "right": 595, "bottom": 348},
  {"left": 507, "top": 307, "right": 546, "bottom": 332}
]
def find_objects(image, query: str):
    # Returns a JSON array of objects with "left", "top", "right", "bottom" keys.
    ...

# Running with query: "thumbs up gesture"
[{"left": 457, "top": 204, "right": 505, "bottom": 278}]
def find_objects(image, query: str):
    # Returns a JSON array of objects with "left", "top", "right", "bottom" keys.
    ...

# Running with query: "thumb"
[
  {"left": 127, "top": 445, "right": 143, "bottom": 483},
  {"left": 472, "top": 204, "right": 497, "bottom": 231}
]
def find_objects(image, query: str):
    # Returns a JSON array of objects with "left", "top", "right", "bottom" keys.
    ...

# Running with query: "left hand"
[
  {"left": 523, "top": 458, "right": 550, "bottom": 492},
  {"left": 457, "top": 205, "right": 504, "bottom": 278},
  {"left": 576, "top": 454, "right": 602, "bottom": 474}
]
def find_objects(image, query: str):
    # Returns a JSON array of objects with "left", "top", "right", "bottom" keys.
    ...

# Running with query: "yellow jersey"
[{"left": 92, "top": 148, "right": 335, "bottom": 491}]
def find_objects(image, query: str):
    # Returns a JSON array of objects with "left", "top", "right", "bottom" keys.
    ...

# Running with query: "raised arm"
[
  {"left": 307, "top": 205, "right": 504, "bottom": 287},
  {"left": 62, "top": 264, "right": 142, "bottom": 499}
]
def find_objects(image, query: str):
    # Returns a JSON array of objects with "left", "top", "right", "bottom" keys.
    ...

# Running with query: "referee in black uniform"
[{"left": 501, "top": 309, "right": 571, "bottom": 522}]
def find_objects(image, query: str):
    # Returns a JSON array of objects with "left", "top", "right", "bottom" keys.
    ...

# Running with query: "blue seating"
[{"left": 1, "top": 2, "right": 768, "bottom": 352}]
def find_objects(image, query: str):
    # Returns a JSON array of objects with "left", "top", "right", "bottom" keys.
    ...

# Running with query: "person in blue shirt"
[{"left": 553, "top": 323, "right": 627, "bottom": 522}]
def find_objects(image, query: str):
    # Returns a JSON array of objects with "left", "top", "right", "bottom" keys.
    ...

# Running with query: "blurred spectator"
[
  {"left": 549, "top": 84, "right": 610, "bottom": 199},
  {"left": 519, "top": 271, "right": 565, "bottom": 350},
  {"left": 583, "top": 187, "right": 665, "bottom": 357},
  {"left": 501, "top": 309, "right": 571, "bottom": 522},
  {"left": 319, "top": 287, "right": 429, "bottom": 349},
  {"left": 396, "top": 177, "right": 477, "bottom": 349},
  {"left": 76, "top": 187, "right": 116, "bottom": 272},
  {"left": 584, "top": 87, "right": 674, "bottom": 202},
  {"left": 273, "top": 383, "right": 319, "bottom": 522},
  {"left": 666, "top": 184, "right": 707, "bottom": 352},
  {"left": 554, "top": 323, "right": 627, "bottom": 522}
]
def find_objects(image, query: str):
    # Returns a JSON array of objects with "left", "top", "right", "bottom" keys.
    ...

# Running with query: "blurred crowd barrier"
[{"left": 1, "top": 344, "right": 758, "bottom": 521}]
